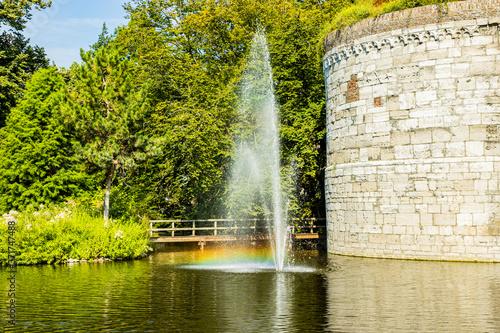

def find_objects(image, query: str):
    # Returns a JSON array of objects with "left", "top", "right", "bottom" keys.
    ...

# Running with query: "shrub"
[{"left": 0, "top": 203, "right": 150, "bottom": 265}]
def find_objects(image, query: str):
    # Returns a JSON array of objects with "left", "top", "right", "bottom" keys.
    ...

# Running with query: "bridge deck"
[
  {"left": 149, "top": 219, "right": 326, "bottom": 244},
  {"left": 150, "top": 233, "right": 324, "bottom": 243}
]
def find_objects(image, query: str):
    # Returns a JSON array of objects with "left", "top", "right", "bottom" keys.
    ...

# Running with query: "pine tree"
[
  {"left": 0, "top": 67, "right": 87, "bottom": 212},
  {"left": 0, "top": 30, "right": 48, "bottom": 128},
  {"left": 61, "top": 46, "right": 161, "bottom": 219}
]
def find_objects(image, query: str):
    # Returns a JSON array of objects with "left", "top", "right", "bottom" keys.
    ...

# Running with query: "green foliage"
[
  {"left": 0, "top": 67, "right": 89, "bottom": 212},
  {"left": 61, "top": 45, "right": 161, "bottom": 218},
  {"left": 0, "top": 204, "right": 150, "bottom": 265},
  {"left": 0, "top": 31, "right": 48, "bottom": 128},
  {"left": 0, "top": 0, "right": 352, "bottom": 223},
  {"left": 90, "top": 23, "right": 112, "bottom": 52},
  {"left": 117, "top": 0, "right": 330, "bottom": 219},
  {"left": 0, "top": 0, "right": 51, "bottom": 30},
  {"left": 0, "top": 0, "right": 50, "bottom": 127}
]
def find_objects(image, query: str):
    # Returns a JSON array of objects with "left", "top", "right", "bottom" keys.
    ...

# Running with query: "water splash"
[{"left": 228, "top": 30, "right": 290, "bottom": 271}]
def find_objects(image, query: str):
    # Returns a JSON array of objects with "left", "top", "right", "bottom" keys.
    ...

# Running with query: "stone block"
[
  {"left": 485, "top": 142, "right": 500, "bottom": 156},
  {"left": 472, "top": 213, "right": 489, "bottom": 226},
  {"left": 390, "top": 110, "right": 409, "bottom": 120},
  {"left": 435, "top": 64, "right": 452, "bottom": 79},
  {"left": 416, "top": 90, "right": 437, "bottom": 104},
  {"left": 465, "top": 142, "right": 484, "bottom": 157},
  {"left": 471, "top": 62, "right": 495, "bottom": 76},
  {"left": 432, "top": 128, "right": 452, "bottom": 142},
  {"left": 430, "top": 143, "right": 445, "bottom": 157},
  {"left": 445, "top": 142, "right": 465, "bottom": 157},
  {"left": 462, "top": 46, "right": 486, "bottom": 57},
  {"left": 387, "top": 96, "right": 400, "bottom": 111},
  {"left": 451, "top": 63, "right": 470, "bottom": 78},
  {"left": 396, "top": 214, "right": 420, "bottom": 226},
  {"left": 394, "top": 145, "right": 412, "bottom": 159},
  {"left": 454, "top": 180, "right": 474, "bottom": 192},
  {"left": 410, "top": 128, "right": 432, "bottom": 144},
  {"left": 423, "top": 226, "right": 439, "bottom": 235},
  {"left": 440, "top": 226, "right": 454, "bottom": 236},
  {"left": 457, "top": 77, "right": 475, "bottom": 90},
  {"left": 434, "top": 214, "right": 456, "bottom": 226},
  {"left": 399, "top": 93, "right": 416, "bottom": 110},
  {"left": 470, "top": 162, "right": 493, "bottom": 172},
  {"left": 460, "top": 203, "right": 485, "bottom": 214},
  {"left": 414, "top": 144, "right": 431, "bottom": 158}
]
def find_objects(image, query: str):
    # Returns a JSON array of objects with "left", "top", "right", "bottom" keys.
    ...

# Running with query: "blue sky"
[{"left": 25, "top": 0, "right": 129, "bottom": 68}]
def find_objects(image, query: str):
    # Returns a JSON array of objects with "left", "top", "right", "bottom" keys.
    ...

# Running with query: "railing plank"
[{"left": 149, "top": 218, "right": 326, "bottom": 239}]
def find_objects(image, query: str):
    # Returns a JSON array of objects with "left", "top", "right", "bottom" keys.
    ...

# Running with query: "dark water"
[{"left": 2, "top": 246, "right": 500, "bottom": 332}]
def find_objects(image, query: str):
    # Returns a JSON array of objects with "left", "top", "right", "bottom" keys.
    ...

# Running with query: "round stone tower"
[{"left": 323, "top": 0, "right": 500, "bottom": 261}]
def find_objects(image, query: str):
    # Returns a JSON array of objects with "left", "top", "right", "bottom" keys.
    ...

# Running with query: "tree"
[
  {"left": 0, "top": 67, "right": 87, "bottom": 212},
  {"left": 0, "top": 30, "right": 48, "bottom": 128},
  {"left": 118, "top": 0, "right": 330, "bottom": 218},
  {"left": 0, "top": 0, "right": 51, "bottom": 31},
  {"left": 61, "top": 45, "right": 160, "bottom": 219},
  {"left": 90, "top": 23, "right": 112, "bottom": 52}
]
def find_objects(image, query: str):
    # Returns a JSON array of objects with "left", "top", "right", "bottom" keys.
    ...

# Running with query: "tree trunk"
[{"left": 103, "top": 162, "right": 116, "bottom": 220}]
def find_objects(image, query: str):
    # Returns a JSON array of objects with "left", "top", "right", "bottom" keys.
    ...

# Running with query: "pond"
[{"left": 2, "top": 244, "right": 500, "bottom": 332}]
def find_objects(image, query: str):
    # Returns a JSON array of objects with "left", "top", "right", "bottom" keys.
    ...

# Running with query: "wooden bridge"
[{"left": 149, "top": 218, "right": 326, "bottom": 246}]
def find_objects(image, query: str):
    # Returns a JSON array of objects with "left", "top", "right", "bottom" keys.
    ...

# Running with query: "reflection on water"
[
  {"left": 325, "top": 256, "right": 500, "bottom": 332},
  {"left": 1, "top": 246, "right": 500, "bottom": 332}
]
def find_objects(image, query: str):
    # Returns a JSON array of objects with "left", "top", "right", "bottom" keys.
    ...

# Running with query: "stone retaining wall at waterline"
[{"left": 323, "top": 0, "right": 500, "bottom": 261}]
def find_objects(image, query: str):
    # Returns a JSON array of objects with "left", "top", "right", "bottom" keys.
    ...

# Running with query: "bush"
[{"left": 0, "top": 203, "right": 151, "bottom": 265}]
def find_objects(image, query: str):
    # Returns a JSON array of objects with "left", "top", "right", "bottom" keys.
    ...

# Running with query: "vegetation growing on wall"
[{"left": 320, "top": 0, "right": 458, "bottom": 46}]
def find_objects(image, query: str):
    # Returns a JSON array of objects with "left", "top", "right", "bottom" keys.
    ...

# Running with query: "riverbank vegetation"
[
  {"left": 0, "top": 203, "right": 150, "bottom": 265},
  {"left": 0, "top": 0, "right": 450, "bottom": 263}
]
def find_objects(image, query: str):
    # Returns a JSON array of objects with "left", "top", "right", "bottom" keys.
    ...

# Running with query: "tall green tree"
[
  {"left": 0, "top": 67, "right": 86, "bottom": 212},
  {"left": 61, "top": 45, "right": 160, "bottom": 219},
  {"left": 0, "top": 0, "right": 50, "bottom": 128},
  {"left": 0, "top": 30, "right": 48, "bottom": 128}
]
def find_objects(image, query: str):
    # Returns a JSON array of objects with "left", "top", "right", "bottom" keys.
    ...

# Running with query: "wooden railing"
[{"left": 149, "top": 218, "right": 326, "bottom": 238}]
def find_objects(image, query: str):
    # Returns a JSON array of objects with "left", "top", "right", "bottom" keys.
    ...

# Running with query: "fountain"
[
  {"left": 180, "top": 30, "right": 314, "bottom": 273},
  {"left": 227, "top": 29, "right": 289, "bottom": 271}
]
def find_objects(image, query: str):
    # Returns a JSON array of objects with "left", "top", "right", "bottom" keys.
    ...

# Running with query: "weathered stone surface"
[{"left": 323, "top": 0, "right": 500, "bottom": 262}]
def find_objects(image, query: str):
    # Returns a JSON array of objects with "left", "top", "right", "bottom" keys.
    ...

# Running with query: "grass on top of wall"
[
  {"left": 0, "top": 203, "right": 151, "bottom": 265},
  {"left": 320, "top": 0, "right": 458, "bottom": 51}
]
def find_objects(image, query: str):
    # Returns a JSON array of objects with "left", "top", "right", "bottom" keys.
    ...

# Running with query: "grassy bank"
[{"left": 1, "top": 203, "right": 151, "bottom": 265}]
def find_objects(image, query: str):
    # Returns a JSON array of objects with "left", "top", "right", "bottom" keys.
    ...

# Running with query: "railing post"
[
  {"left": 172, "top": 221, "right": 175, "bottom": 237},
  {"left": 193, "top": 220, "right": 195, "bottom": 236},
  {"left": 214, "top": 221, "right": 217, "bottom": 236},
  {"left": 150, "top": 221, "right": 153, "bottom": 237}
]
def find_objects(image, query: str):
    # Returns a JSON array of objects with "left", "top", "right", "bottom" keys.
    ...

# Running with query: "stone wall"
[{"left": 323, "top": 0, "right": 500, "bottom": 261}]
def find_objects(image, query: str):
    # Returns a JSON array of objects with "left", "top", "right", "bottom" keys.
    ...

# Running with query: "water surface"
[{"left": 2, "top": 246, "right": 500, "bottom": 332}]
